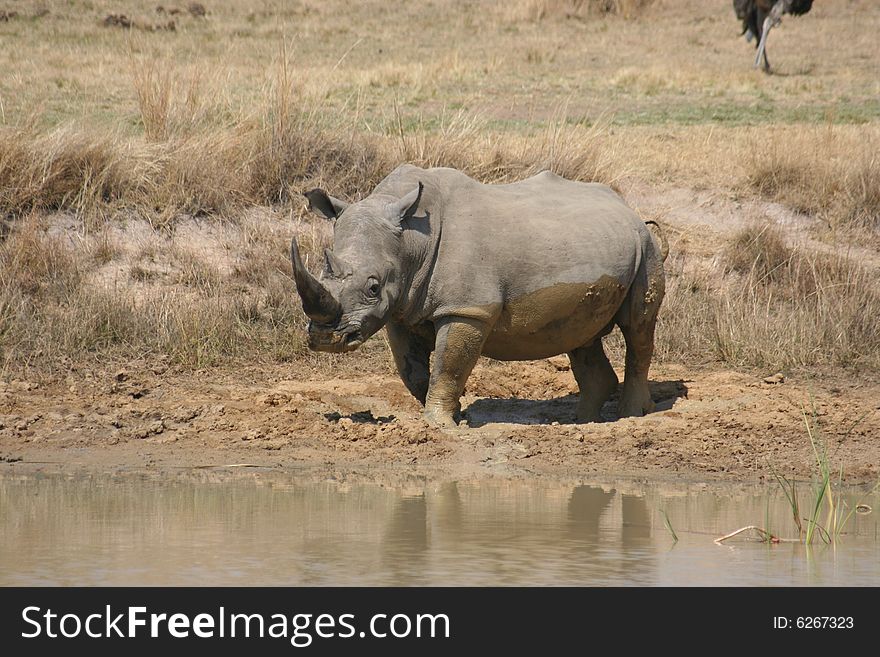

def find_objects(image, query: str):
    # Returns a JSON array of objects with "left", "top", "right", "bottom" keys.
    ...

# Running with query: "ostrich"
[{"left": 734, "top": 0, "right": 814, "bottom": 72}]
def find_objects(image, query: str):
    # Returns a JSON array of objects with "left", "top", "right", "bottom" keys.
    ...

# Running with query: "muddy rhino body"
[{"left": 291, "top": 164, "right": 666, "bottom": 426}]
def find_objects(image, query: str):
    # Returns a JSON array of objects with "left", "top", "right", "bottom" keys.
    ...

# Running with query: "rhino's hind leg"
[
  {"left": 569, "top": 339, "right": 618, "bottom": 423},
  {"left": 616, "top": 249, "right": 664, "bottom": 418},
  {"left": 618, "top": 322, "right": 656, "bottom": 418},
  {"left": 386, "top": 322, "right": 432, "bottom": 405},
  {"left": 423, "top": 317, "right": 489, "bottom": 427}
]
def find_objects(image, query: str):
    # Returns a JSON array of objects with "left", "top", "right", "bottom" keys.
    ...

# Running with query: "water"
[{"left": 1, "top": 470, "right": 878, "bottom": 586}]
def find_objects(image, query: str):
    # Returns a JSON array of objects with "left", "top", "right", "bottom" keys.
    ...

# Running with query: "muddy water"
[{"left": 1, "top": 470, "right": 878, "bottom": 586}]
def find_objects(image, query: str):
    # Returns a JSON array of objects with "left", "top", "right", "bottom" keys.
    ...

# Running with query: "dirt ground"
[{"left": 2, "top": 348, "right": 878, "bottom": 483}]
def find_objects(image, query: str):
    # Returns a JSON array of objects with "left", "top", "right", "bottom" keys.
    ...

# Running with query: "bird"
[{"left": 733, "top": 0, "right": 814, "bottom": 72}]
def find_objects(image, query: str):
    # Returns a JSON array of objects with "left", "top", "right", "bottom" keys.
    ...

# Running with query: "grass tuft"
[
  {"left": 718, "top": 411, "right": 878, "bottom": 546},
  {"left": 0, "top": 214, "right": 308, "bottom": 370},
  {"left": 510, "top": 0, "right": 657, "bottom": 21},
  {"left": 723, "top": 223, "right": 792, "bottom": 284},
  {"left": 746, "top": 128, "right": 880, "bottom": 231},
  {"left": 660, "top": 509, "right": 678, "bottom": 543}
]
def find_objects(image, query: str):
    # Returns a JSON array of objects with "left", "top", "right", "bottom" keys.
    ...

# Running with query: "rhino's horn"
[{"left": 290, "top": 238, "right": 341, "bottom": 324}]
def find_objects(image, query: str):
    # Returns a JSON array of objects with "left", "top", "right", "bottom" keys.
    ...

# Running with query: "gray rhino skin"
[{"left": 291, "top": 164, "right": 666, "bottom": 427}]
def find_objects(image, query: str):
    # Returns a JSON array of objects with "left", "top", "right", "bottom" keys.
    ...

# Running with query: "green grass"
[
  {"left": 660, "top": 509, "right": 678, "bottom": 543},
  {"left": 609, "top": 100, "right": 880, "bottom": 127},
  {"left": 716, "top": 408, "right": 878, "bottom": 546},
  {"left": 777, "top": 409, "right": 877, "bottom": 545}
]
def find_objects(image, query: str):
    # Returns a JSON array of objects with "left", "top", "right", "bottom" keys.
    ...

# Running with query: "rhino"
[{"left": 291, "top": 164, "right": 667, "bottom": 427}]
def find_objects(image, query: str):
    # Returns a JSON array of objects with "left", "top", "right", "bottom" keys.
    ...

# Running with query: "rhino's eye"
[{"left": 366, "top": 279, "right": 380, "bottom": 298}]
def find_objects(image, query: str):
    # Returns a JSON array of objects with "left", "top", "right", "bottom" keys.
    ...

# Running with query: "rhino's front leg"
[
  {"left": 423, "top": 317, "right": 490, "bottom": 427},
  {"left": 386, "top": 321, "right": 432, "bottom": 405}
]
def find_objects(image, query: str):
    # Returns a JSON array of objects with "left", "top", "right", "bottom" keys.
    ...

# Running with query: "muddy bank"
[{"left": 1, "top": 354, "right": 878, "bottom": 483}]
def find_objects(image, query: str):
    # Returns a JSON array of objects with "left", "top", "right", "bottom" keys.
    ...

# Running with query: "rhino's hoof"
[
  {"left": 422, "top": 407, "right": 458, "bottom": 428},
  {"left": 618, "top": 398, "right": 655, "bottom": 418}
]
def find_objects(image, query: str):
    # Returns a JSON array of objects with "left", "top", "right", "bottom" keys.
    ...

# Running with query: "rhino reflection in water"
[
  {"left": 291, "top": 165, "right": 667, "bottom": 426},
  {"left": 379, "top": 483, "right": 656, "bottom": 586}
]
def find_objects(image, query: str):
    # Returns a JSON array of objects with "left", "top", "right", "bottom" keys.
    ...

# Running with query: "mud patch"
[{"left": 1, "top": 357, "right": 877, "bottom": 482}]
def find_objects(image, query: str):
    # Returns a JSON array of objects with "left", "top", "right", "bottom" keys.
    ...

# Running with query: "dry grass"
[
  {"left": 647, "top": 254, "right": 718, "bottom": 366},
  {"left": 5, "top": 86, "right": 878, "bottom": 233},
  {"left": 507, "top": 0, "right": 656, "bottom": 21},
  {"left": 714, "top": 251, "right": 880, "bottom": 370},
  {"left": 652, "top": 225, "right": 880, "bottom": 371},
  {"left": 723, "top": 222, "right": 793, "bottom": 283},
  {"left": 745, "top": 128, "right": 880, "bottom": 231},
  {"left": 0, "top": 111, "right": 380, "bottom": 224},
  {"left": 1, "top": 1, "right": 878, "bottom": 225},
  {"left": 0, "top": 64, "right": 624, "bottom": 224},
  {"left": 390, "top": 110, "right": 622, "bottom": 186},
  {"left": 0, "top": 215, "right": 307, "bottom": 370},
  {"left": 0, "top": 0, "right": 877, "bottom": 377}
]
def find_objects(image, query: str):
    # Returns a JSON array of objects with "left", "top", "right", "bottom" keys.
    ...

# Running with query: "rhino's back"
[
  {"left": 423, "top": 170, "right": 646, "bottom": 359},
  {"left": 433, "top": 171, "right": 641, "bottom": 295}
]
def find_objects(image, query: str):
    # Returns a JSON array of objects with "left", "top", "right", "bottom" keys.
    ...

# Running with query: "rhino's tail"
[{"left": 644, "top": 220, "right": 669, "bottom": 262}]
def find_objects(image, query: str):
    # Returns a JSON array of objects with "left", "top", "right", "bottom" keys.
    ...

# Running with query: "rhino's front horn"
[{"left": 290, "top": 238, "right": 342, "bottom": 324}]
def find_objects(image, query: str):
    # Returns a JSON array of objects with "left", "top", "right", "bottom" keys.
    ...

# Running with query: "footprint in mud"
[{"left": 325, "top": 410, "right": 397, "bottom": 425}]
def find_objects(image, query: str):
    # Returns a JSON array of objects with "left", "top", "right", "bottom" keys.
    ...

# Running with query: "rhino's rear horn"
[{"left": 290, "top": 238, "right": 342, "bottom": 324}]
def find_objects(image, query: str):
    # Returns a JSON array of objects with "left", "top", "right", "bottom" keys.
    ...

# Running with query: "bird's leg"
[
  {"left": 755, "top": 15, "right": 775, "bottom": 71},
  {"left": 755, "top": 2, "right": 786, "bottom": 72}
]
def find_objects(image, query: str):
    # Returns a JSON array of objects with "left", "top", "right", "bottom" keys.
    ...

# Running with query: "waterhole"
[{"left": 1, "top": 470, "right": 877, "bottom": 586}]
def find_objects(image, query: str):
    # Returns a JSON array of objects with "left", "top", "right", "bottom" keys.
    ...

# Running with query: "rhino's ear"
[
  {"left": 304, "top": 188, "right": 349, "bottom": 221},
  {"left": 391, "top": 182, "right": 424, "bottom": 224}
]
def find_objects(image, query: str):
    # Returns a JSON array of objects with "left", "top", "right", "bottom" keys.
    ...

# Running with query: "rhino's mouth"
[
  {"left": 341, "top": 331, "right": 364, "bottom": 351},
  {"left": 307, "top": 322, "right": 364, "bottom": 353}
]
